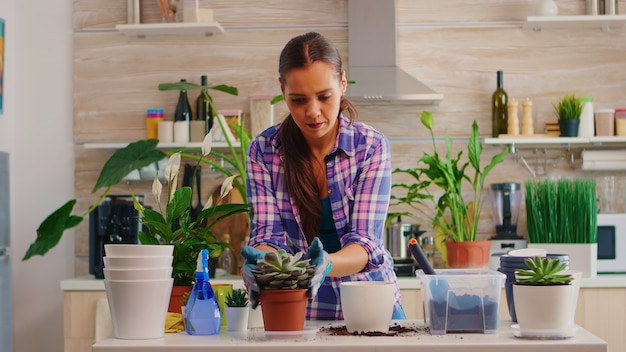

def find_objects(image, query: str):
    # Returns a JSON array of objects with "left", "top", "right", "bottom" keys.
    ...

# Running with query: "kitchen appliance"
[
  {"left": 596, "top": 213, "right": 626, "bottom": 273},
  {"left": 89, "top": 195, "right": 143, "bottom": 279},
  {"left": 488, "top": 182, "right": 527, "bottom": 252},
  {"left": 385, "top": 220, "right": 425, "bottom": 276}
]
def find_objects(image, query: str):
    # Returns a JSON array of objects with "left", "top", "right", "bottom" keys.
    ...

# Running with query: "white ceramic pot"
[
  {"left": 513, "top": 283, "right": 577, "bottom": 332},
  {"left": 225, "top": 306, "right": 250, "bottom": 332},
  {"left": 340, "top": 281, "right": 395, "bottom": 333}
]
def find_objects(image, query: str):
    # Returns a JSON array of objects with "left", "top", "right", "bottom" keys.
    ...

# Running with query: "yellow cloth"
[{"left": 165, "top": 312, "right": 185, "bottom": 333}]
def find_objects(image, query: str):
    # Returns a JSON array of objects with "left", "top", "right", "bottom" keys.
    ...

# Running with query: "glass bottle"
[
  {"left": 196, "top": 75, "right": 214, "bottom": 134},
  {"left": 492, "top": 70, "right": 508, "bottom": 138},
  {"left": 175, "top": 79, "right": 192, "bottom": 122}
]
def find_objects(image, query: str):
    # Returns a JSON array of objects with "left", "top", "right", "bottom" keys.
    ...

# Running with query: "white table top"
[{"left": 92, "top": 321, "right": 607, "bottom": 352}]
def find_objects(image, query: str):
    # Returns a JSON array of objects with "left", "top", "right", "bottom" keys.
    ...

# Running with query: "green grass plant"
[
  {"left": 525, "top": 178, "right": 596, "bottom": 244},
  {"left": 553, "top": 93, "right": 583, "bottom": 120}
]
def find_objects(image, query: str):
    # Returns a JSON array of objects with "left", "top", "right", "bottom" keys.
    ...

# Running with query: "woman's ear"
[{"left": 340, "top": 70, "right": 347, "bottom": 93}]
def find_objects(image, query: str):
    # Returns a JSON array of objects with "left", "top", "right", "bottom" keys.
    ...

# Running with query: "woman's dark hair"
[{"left": 277, "top": 32, "right": 357, "bottom": 244}]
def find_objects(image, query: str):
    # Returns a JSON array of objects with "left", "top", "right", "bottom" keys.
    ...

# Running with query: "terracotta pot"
[
  {"left": 445, "top": 240, "right": 491, "bottom": 268},
  {"left": 169, "top": 285, "right": 192, "bottom": 314},
  {"left": 258, "top": 289, "right": 308, "bottom": 331}
]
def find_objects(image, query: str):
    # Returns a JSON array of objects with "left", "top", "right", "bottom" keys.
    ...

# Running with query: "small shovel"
[{"left": 407, "top": 238, "right": 453, "bottom": 304}]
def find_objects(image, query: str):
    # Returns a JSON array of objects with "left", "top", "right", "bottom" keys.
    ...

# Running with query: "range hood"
[{"left": 345, "top": 0, "right": 443, "bottom": 104}]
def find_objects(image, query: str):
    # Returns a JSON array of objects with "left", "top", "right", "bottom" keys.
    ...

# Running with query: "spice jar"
[
  {"left": 146, "top": 108, "right": 164, "bottom": 139},
  {"left": 615, "top": 109, "right": 626, "bottom": 136}
]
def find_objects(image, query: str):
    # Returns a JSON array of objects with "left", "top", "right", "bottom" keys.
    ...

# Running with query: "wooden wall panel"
[{"left": 72, "top": 0, "right": 626, "bottom": 274}]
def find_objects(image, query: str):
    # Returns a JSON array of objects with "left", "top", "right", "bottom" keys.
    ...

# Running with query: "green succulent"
[
  {"left": 225, "top": 288, "right": 249, "bottom": 307},
  {"left": 515, "top": 256, "right": 573, "bottom": 286},
  {"left": 251, "top": 250, "right": 315, "bottom": 290}
]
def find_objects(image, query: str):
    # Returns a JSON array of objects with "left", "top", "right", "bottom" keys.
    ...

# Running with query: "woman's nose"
[{"left": 306, "top": 101, "right": 321, "bottom": 118}]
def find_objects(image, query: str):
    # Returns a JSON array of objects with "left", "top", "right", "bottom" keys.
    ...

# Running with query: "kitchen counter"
[
  {"left": 60, "top": 273, "right": 626, "bottom": 291},
  {"left": 92, "top": 321, "right": 607, "bottom": 352}
]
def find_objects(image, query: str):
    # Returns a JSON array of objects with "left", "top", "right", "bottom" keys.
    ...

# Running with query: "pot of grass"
[
  {"left": 553, "top": 93, "right": 582, "bottom": 137},
  {"left": 525, "top": 178, "right": 597, "bottom": 277}
]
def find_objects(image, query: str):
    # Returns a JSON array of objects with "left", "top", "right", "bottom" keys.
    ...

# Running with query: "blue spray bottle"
[{"left": 183, "top": 249, "right": 222, "bottom": 335}]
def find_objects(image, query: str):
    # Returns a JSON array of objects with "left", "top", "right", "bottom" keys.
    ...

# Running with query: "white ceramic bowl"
[
  {"left": 103, "top": 267, "right": 173, "bottom": 281},
  {"left": 340, "top": 281, "right": 395, "bottom": 333},
  {"left": 104, "top": 278, "right": 173, "bottom": 339},
  {"left": 104, "top": 244, "right": 173, "bottom": 257},
  {"left": 103, "top": 256, "right": 173, "bottom": 270}
]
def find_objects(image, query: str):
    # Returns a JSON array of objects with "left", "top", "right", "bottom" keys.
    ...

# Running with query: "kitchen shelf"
[
  {"left": 485, "top": 136, "right": 626, "bottom": 148},
  {"left": 82, "top": 141, "right": 240, "bottom": 150},
  {"left": 115, "top": 22, "right": 224, "bottom": 38},
  {"left": 524, "top": 15, "right": 626, "bottom": 32}
]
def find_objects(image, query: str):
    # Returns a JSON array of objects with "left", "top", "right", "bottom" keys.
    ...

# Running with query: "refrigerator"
[{"left": 0, "top": 151, "right": 11, "bottom": 351}]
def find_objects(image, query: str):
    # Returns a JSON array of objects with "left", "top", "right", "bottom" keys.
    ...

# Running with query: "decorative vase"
[
  {"left": 535, "top": 0, "right": 559, "bottom": 16},
  {"left": 445, "top": 240, "right": 492, "bottom": 268},
  {"left": 559, "top": 119, "right": 580, "bottom": 137},
  {"left": 225, "top": 306, "right": 250, "bottom": 332},
  {"left": 258, "top": 289, "right": 308, "bottom": 331},
  {"left": 169, "top": 285, "right": 192, "bottom": 314}
]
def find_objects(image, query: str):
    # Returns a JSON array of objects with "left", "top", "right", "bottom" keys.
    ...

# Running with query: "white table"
[{"left": 92, "top": 320, "right": 607, "bottom": 352}]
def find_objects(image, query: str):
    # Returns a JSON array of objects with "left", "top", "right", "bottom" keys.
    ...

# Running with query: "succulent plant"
[
  {"left": 226, "top": 288, "right": 249, "bottom": 307},
  {"left": 251, "top": 250, "right": 315, "bottom": 290},
  {"left": 515, "top": 256, "right": 573, "bottom": 286}
]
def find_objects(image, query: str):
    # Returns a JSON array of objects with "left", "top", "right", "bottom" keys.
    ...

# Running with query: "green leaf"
[
  {"left": 23, "top": 200, "right": 82, "bottom": 260},
  {"left": 166, "top": 187, "right": 193, "bottom": 224},
  {"left": 270, "top": 94, "right": 284, "bottom": 104},
  {"left": 158, "top": 82, "right": 238, "bottom": 97},
  {"left": 467, "top": 121, "right": 481, "bottom": 171},
  {"left": 93, "top": 140, "right": 166, "bottom": 192}
]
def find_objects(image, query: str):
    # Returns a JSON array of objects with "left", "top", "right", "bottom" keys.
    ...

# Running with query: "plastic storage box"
[{"left": 416, "top": 269, "right": 505, "bottom": 335}]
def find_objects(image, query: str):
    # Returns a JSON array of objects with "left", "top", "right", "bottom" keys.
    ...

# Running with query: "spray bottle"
[{"left": 183, "top": 249, "right": 221, "bottom": 335}]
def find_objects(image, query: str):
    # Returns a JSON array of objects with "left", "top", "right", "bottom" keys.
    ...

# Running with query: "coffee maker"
[
  {"left": 488, "top": 183, "right": 527, "bottom": 263},
  {"left": 89, "top": 195, "right": 142, "bottom": 279}
]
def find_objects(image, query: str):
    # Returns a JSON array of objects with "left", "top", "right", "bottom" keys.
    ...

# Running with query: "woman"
[{"left": 242, "top": 32, "right": 405, "bottom": 320}]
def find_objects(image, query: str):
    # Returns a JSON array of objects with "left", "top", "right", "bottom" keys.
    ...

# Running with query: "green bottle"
[{"left": 492, "top": 70, "right": 508, "bottom": 137}]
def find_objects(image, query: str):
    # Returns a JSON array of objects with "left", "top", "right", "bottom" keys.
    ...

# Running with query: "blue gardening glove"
[
  {"left": 241, "top": 246, "right": 270, "bottom": 309},
  {"left": 304, "top": 237, "right": 332, "bottom": 299}
]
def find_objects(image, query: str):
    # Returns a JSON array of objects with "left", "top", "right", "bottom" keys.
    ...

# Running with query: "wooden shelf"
[
  {"left": 115, "top": 22, "right": 224, "bottom": 38},
  {"left": 485, "top": 136, "right": 626, "bottom": 146},
  {"left": 82, "top": 141, "right": 240, "bottom": 149},
  {"left": 524, "top": 15, "right": 626, "bottom": 31}
]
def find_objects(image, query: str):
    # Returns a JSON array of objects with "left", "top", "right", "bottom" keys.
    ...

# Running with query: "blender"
[{"left": 488, "top": 182, "right": 527, "bottom": 269}]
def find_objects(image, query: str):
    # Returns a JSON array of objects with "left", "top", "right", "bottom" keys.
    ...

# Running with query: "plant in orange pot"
[
  {"left": 251, "top": 249, "right": 315, "bottom": 331},
  {"left": 391, "top": 112, "right": 509, "bottom": 268}
]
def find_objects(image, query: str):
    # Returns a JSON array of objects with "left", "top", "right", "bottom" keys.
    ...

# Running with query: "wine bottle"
[
  {"left": 174, "top": 79, "right": 192, "bottom": 143},
  {"left": 492, "top": 70, "right": 508, "bottom": 138},
  {"left": 196, "top": 75, "right": 214, "bottom": 134},
  {"left": 175, "top": 79, "right": 192, "bottom": 122}
]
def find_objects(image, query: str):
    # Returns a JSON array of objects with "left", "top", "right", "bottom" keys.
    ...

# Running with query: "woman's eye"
[
  {"left": 319, "top": 94, "right": 332, "bottom": 101},
  {"left": 290, "top": 98, "right": 306, "bottom": 104}
]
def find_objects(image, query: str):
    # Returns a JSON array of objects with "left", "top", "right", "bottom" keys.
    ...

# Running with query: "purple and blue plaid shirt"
[{"left": 246, "top": 114, "right": 403, "bottom": 320}]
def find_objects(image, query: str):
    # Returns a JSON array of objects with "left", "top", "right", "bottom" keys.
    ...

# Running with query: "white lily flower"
[
  {"left": 220, "top": 175, "right": 237, "bottom": 200},
  {"left": 152, "top": 175, "right": 163, "bottom": 204},
  {"left": 202, "top": 194, "right": 214, "bottom": 210},
  {"left": 201, "top": 131, "right": 213, "bottom": 157},
  {"left": 165, "top": 153, "right": 181, "bottom": 184}
]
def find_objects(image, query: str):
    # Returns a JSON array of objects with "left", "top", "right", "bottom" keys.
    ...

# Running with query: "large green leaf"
[
  {"left": 23, "top": 200, "right": 82, "bottom": 260},
  {"left": 93, "top": 140, "right": 166, "bottom": 192}
]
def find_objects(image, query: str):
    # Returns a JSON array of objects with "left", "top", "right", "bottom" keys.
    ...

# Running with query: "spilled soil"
[{"left": 319, "top": 322, "right": 430, "bottom": 337}]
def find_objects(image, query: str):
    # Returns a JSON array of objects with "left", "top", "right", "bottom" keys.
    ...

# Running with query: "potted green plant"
[
  {"left": 224, "top": 288, "right": 250, "bottom": 332},
  {"left": 23, "top": 82, "right": 251, "bottom": 312},
  {"left": 391, "top": 111, "right": 509, "bottom": 268},
  {"left": 525, "top": 178, "right": 597, "bottom": 278},
  {"left": 251, "top": 249, "right": 315, "bottom": 331},
  {"left": 513, "top": 256, "right": 579, "bottom": 337},
  {"left": 553, "top": 93, "right": 583, "bottom": 137}
]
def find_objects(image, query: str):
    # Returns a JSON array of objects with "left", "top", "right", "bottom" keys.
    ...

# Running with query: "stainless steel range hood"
[{"left": 345, "top": 0, "right": 443, "bottom": 104}]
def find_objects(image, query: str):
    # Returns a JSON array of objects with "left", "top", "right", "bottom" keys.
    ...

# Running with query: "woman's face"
[{"left": 281, "top": 61, "right": 347, "bottom": 143}]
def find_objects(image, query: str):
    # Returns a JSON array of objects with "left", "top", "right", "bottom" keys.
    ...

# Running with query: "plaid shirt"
[{"left": 246, "top": 114, "right": 403, "bottom": 320}]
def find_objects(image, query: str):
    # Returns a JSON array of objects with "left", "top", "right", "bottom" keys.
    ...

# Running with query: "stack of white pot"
[{"left": 103, "top": 244, "right": 174, "bottom": 339}]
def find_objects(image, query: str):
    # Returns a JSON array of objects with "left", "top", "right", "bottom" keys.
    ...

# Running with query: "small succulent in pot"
[
  {"left": 251, "top": 250, "right": 315, "bottom": 290},
  {"left": 515, "top": 256, "right": 573, "bottom": 286},
  {"left": 225, "top": 288, "right": 249, "bottom": 307}
]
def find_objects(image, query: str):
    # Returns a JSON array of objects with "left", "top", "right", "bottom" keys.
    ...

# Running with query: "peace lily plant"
[
  {"left": 391, "top": 111, "right": 509, "bottom": 243},
  {"left": 23, "top": 80, "right": 251, "bottom": 285}
]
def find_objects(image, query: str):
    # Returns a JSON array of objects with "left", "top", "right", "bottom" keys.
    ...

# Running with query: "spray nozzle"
[{"left": 196, "top": 249, "right": 209, "bottom": 281}]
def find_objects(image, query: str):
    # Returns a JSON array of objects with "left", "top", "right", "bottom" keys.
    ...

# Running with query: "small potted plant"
[
  {"left": 513, "top": 257, "right": 579, "bottom": 336},
  {"left": 391, "top": 111, "right": 509, "bottom": 268},
  {"left": 251, "top": 250, "right": 315, "bottom": 331},
  {"left": 224, "top": 288, "right": 250, "bottom": 332},
  {"left": 553, "top": 93, "right": 583, "bottom": 137}
]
